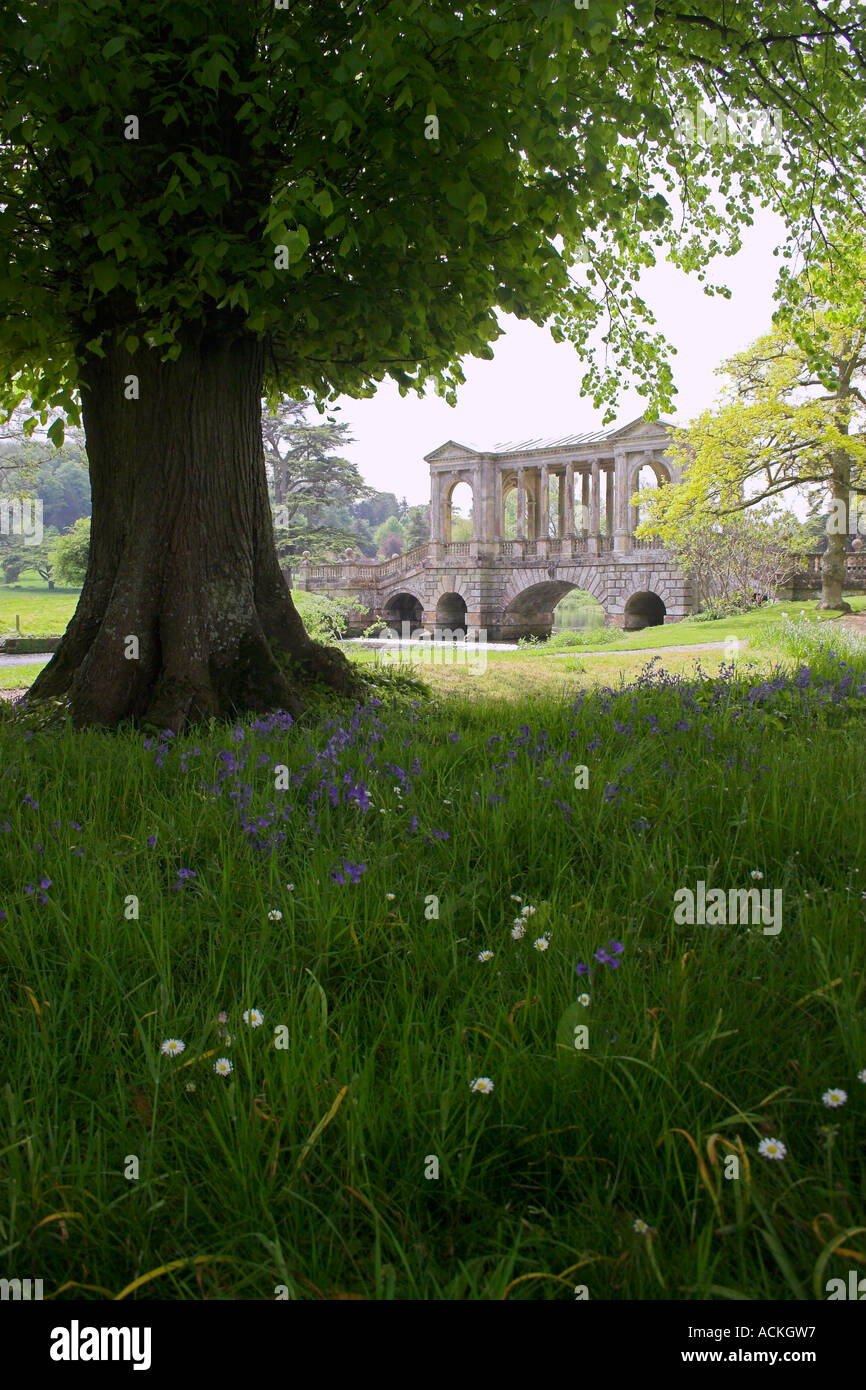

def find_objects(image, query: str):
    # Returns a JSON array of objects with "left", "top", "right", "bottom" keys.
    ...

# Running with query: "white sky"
[{"left": 332, "top": 206, "right": 788, "bottom": 507}]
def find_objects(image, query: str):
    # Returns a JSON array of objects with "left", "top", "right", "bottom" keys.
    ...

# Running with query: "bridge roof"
[
  {"left": 424, "top": 418, "right": 676, "bottom": 463},
  {"left": 489, "top": 417, "right": 675, "bottom": 455}
]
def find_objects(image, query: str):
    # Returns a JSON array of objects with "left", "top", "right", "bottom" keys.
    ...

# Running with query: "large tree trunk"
[
  {"left": 820, "top": 419, "right": 853, "bottom": 614},
  {"left": 28, "top": 329, "right": 357, "bottom": 729}
]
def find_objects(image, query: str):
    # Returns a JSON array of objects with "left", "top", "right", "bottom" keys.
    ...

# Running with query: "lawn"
[
  {"left": 515, "top": 595, "right": 866, "bottom": 654},
  {"left": 1, "top": 625, "right": 863, "bottom": 1301},
  {"left": 0, "top": 579, "right": 83, "bottom": 638}
]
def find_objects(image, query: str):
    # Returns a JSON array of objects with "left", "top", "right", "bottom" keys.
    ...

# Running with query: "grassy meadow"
[{"left": 0, "top": 597, "right": 864, "bottom": 1301}]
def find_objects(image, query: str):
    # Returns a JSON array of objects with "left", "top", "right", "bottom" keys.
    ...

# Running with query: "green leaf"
[
  {"left": 101, "top": 36, "right": 128, "bottom": 60},
  {"left": 91, "top": 261, "right": 120, "bottom": 294},
  {"left": 467, "top": 192, "right": 487, "bottom": 224},
  {"left": 47, "top": 417, "right": 65, "bottom": 448}
]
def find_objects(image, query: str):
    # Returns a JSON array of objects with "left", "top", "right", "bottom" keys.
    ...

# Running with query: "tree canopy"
[
  {"left": 4, "top": 1, "right": 866, "bottom": 725},
  {"left": 3, "top": 0, "right": 866, "bottom": 432},
  {"left": 638, "top": 220, "right": 866, "bottom": 608}
]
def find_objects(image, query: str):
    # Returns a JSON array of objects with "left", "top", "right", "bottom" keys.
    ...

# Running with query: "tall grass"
[
  {"left": 755, "top": 613, "right": 866, "bottom": 672},
  {"left": 0, "top": 656, "right": 863, "bottom": 1300}
]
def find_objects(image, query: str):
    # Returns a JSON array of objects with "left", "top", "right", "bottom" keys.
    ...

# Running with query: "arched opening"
[
  {"left": 632, "top": 461, "right": 670, "bottom": 538},
  {"left": 502, "top": 480, "right": 518, "bottom": 539},
  {"left": 446, "top": 480, "right": 473, "bottom": 543},
  {"left": 552, "top": 588, "right": 606, "bottom": 634},
  {"left": 436, "top": 592, "right": 467, "bottom": 635},
  {"left": 382, "top": 592, "right": 423, "bottom": 631},
  {"left": 547, "top": 473, "right": 561, "bottom": 538},
  {"left": 624, "top": 590, "right": 666, "bottom": 631},
  {"left": 504, "top": 580, "right": 603, "bottom": 640}
]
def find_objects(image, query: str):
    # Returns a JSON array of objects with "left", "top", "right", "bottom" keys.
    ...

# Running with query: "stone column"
[
  {"left": 429, "top": 472, "right": 441, "bottom": 541},
  {"left": 539, "top": 465, "right": 549, "bottom": 538},
  {"left": 494, "top": 465, "right": 503, "bottom": 541},
  {"left": 605, "top": 463, "right": 614, "bottom": 545},
  {"left": 629, "top": 462, "right": 640, "bottom": 538},
  {"left": 428, "top": 471, "right": 443, "bottom": 558},
  {"left": 517, "top": 468, "right": 526, "bottom": 541},
  {"left": 471, "top": 464, "right": 481, "bottom": 545},
  {"left": 613, "top": 450, "right": 630, "bottom": 552},
  {"left": 589, "top": 457, "right": 601, "bottom": 554},
  {"left": 563, "top": 462, "right": 575, "bottom": 556}
]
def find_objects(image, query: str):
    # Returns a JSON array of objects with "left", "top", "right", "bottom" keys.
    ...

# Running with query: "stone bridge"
[{"left": 294, "top": 417, "right": 864, "bottom": 639}]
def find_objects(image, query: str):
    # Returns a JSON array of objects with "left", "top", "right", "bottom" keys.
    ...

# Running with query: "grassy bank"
[{"left": 1, "top": 640, "right": 863, "bottom": 1301}]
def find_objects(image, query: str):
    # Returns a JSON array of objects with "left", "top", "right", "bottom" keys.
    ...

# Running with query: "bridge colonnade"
[
  {"left": 298, "top": 419, "right": 705, "bottom": 638},
  {"left": 427, "top": 429, "right": 677, "bottom": 558}
]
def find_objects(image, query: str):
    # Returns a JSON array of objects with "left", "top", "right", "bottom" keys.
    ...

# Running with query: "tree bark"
[
  {"left": 28, "top": 328, "right": 357, "bottom": 729},
  {"left": 820, "top": 396, "right": 853, "bottom": 613}
]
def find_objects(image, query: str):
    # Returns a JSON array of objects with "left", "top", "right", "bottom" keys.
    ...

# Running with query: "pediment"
[
  {"left": 609, "top": 417, "right": 676, "bottom": 442},
  {"left": 424, "top": 439, "right": 480, "bottom": 463}
]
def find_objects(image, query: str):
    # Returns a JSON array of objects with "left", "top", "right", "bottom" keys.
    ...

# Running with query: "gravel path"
[
  {"left": 548, "top": 639, "right": 743, "bottom": 659},
  {"left": 0, "top": 651, "right": 56, "bottom": 667}
]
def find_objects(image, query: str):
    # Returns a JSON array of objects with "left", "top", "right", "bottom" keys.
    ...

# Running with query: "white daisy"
[
  {"left": 185, "top": 1081, "right": 196, "bottom": 1092},
  {"left": 243, "top": 1008, "right": 264, "bottom": 1028},
  {"left": 477, "top": 949, "right": 494, "bottom": 962},
  {"left": 268, "top": 909, "right": 283, "bottom": 921},
  {"left": 214, "top": 1057, "right": 234, "bottom": 1076},
  {"left": 511, "top": 923, "right": 526, "bottom": 940},
  {"left": 858, "top": 1069, "right": 866, "bottom": 1084},
  {"left": 510, "top": 894, "right": 522, "bottom": 903},
  {"left": 285, "top": 883, "right": 295, "bottom": 891},
  {"left": 633, "top": 1218, "right": 650, "bottom": 1235},
  {"left": 533, "top": 936, "right": 550, "bottom": 952},
  {"left": 385, "top": 892, "right": 396, "bottom": 900},
  {"left": 160, "top": 1038, "right": 186, "bottom": 1056},
  {"left": 750, "top": 870, "right": 764, "bottom": 881},
  {"left": 577, "top": 993, "right": 590, "bottom": 1006},
  {"left": 470, "top": 1077, "right": 494, "bottom": 1094},
  {"left": 758, "top": 1137, "right": 787, "bottom": 1160},
  {"left": 822, "top": 1087, "right": 847, "bottom": 1108},
  {"left": 521, "top": 904, "right": 537, "bottom": 917}
]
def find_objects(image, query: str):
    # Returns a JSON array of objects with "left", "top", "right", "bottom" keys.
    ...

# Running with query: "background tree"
[
  {"left": 353, "top": 493, "right": 403, "bottom": 531},
  {"left": 50, "top": 516, "right": 91, "bottom": 586},
  {"left": 1, "top": 531, "right": 59, "bottom": 587},
  {"left": 404, "top": 505, "right": 430, "bottom": 551},
  {"left": 2, "top": 1, "right": 865, "bottom": 726},
  {"left": 263, "top": 396, "right": 371, "bottom": 564},
  {"left": 373, "top": 515, "right": 406, "bottom": 557},
  {"left": 668, "top": 507, "right": 809, "bottom": 614},
  {"left": 640, "top": 306, "right": 866, "bottom": 611}
]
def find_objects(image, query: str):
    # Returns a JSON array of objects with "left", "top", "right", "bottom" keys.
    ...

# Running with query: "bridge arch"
[
  {"left": 442, "top": 475, "right": 474, "bottom": 543},
  {"left": 623, "top": 589, "right": 667, "bottom": 630},
  {"left": 435, "top": 590, "right": 468, "bottom": 633},
  {"left": 629, "top": 455, "right": 672, "bottom": 536},
  {"left": 381, "top": 590, "right": 424, "bottom": 630},
  {"left": 502, "top": 571, "right": 610, "bottom": 639}
]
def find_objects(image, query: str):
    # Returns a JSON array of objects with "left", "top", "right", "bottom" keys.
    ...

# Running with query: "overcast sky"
[{"left": 331, "top": 205, "right": 788, "bottom": 508}]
